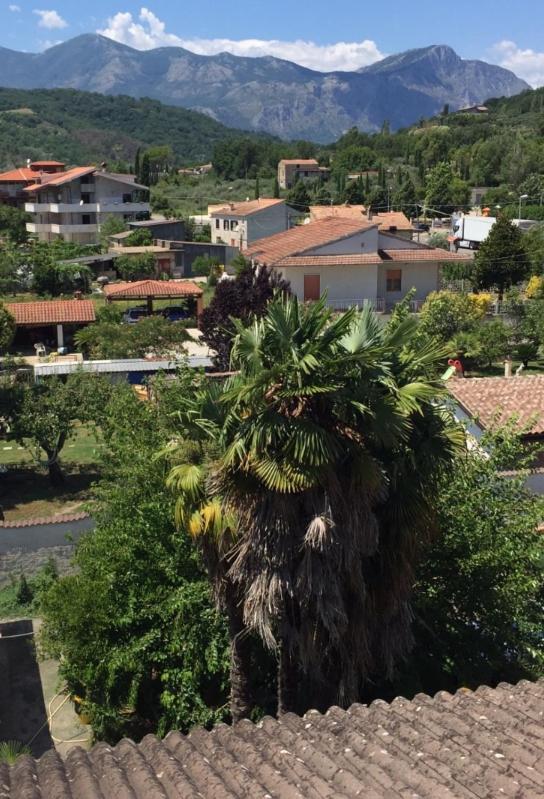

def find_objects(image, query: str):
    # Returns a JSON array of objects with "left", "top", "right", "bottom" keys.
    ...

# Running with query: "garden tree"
[
  {"left": 140, "top": 152, "right": 151, "bottom": 186},
  {"left": 115, "top": 252, "right": 156, "bottom": 281},
  {"left": 452, "top": 319, "right": 511, "bottom": 370},
  {"left": 518, "top": 222, "right": 544, "bottom": 275},
  {"left": 427, "top": 232, "right": 449, "bottom": 250},
  {"left": 99, "top": 215, "right": 127, "bottom": 251},
  {"left": 313, "top": 185, "right": 332, "bottom": 206},
  {"left": 188, "top": 297, "right": 462, "bottom": 716},
  {"left": 418, "top": 290, "right": 488, "bottom": 344},
  {"left": 75, "top": 316, "right": 190, "bottom": 360},
  {"left": 124, "top": 228, "right": 153, "bottom": 246},
  {"left": 40, "top": 383, "right": 230, "bottom": 742},
  {"left": 134, "top": 147, "right": 141, "bottom": 183},
  {"left": 10, "top": 373, "right": 112, "bottom": 485},
  {"left": 367, "top": 186, "right": 389, "bottom": 211},
  {"left": 254, "top": 177, "right": 260, "bottom": 200},
  {"left": 0, "top": 205, "right": 29, "bottom": 244},
  {"left": 273, "top": 177, "right": 280, "bottom": 199},
  {"left": 392, "top": 429, "right": 544, "bottom": 697},
  {"left": 286, "top": 180, "right": 311, "bottom": 212},
  {"left": 343, "top": 177, "right": 365, "bottom": 205},
  {"left": 424, "top": 161, "right": 469, "bottom": 213},
  {"left": 0, "top": 304, "right": 15, "bottom": 353},
  {"left": 190, "top": 254, "right": 221, "bottom": 277},
  {"left": 472, "top": 215, "right": 530, "bottom": 297},
  {"left": 0, "top": 242, "right": 27, "bottom": 294},
  {"left": 199, "top": 260, "right": 291, "bottom": 369},
  {"left": 29, "top": 243, "right": 93, "bottom": 296}
]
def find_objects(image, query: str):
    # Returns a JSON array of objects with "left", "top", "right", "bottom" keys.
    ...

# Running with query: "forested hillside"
[{"left": 0, "top": 87, "right": 272, "bottom": 169}]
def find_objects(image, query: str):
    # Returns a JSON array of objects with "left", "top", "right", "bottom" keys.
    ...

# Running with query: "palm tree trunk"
[
  {"left": 225, "top": 585, "right": 252, "bottom": 723},
  {"left": 277, "top": 637, "right": 298, "bottom": 715}
]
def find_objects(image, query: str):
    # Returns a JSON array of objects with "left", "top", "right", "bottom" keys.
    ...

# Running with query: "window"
[
  {"left": 82, "top": 214, "right": 91, "bottom": 225},
  {"left": 215, "top": 219, "right": 220, "bottom": 229},
  {"left": 81, "top": 193, "right": 91, "bottom": 204},
  {"left": 122, "top": 193, "right": 132, "bottom": 203},
  {"left": 223, "top": 219, "right": 229, "bottom": 230},
  {"left": 386, "top": 269, "right": 402, "bottom": 292},
  {"left": 230, "top": 220, "right": 238, "bottom": 231}
]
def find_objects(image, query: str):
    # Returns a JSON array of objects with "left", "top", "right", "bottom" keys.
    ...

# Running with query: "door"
[{"left": 304, "top": 274, "right": 321, "bottom": 301}]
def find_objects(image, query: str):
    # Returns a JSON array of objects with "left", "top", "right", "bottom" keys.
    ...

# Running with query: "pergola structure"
[{"left": 103, "top": 279, "right": 204, "bottom": 318}]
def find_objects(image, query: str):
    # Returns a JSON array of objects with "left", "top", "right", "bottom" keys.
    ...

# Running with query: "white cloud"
[
  {"left": 490, "top": 40, "right": 544, "bottom": 88},
  {"left": 98, "top": 8, "right": 384, "bottom": 71},
  {"left": 8, "top": 4, "right": 21, "bottom": 12},
  {"left": 33, "top": 8, "right": 67, "bottom": 29}
]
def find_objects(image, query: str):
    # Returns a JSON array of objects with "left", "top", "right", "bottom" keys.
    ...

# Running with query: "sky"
[{"left": 2, "top": 0, "right": 544, "bottom": 86}]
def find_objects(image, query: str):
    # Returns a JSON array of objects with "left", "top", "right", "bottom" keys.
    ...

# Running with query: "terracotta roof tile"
[
  {"left": 449, "top": 375, "right": 544, "bottom": 435},
  {"left": 0, "top": 167, "right": 38, "bottom": 183},
  {"left": 6, "top": 679, "right": 544, "bottom": 797},
  {"left": 0, "top": 512, "right": 89, "bottom": 529},
  {"left": 210, "top": 198, "right": 284, "bottom": 218},
  {"left": 5, "top": 300, "right": 96, "bottom": 326},
  {"left": 29, "top": 161, "right": 65, "bottom": 167},
  {"left": 24, "top": 166, "right": 96, "bottom": 192},
  {"left": 309, "top": 207, "right": 413, "bottom": 231},
  {"left": 278, "top": 253, "right": 382, "bottom": 266},
  {"left": 278, "top": 159, "right": 320, "bottom": 166},
  {"left": 103, "top": 280, "right": 203, "bottom": 299},
  {"left": 380, "top": 248, "right": 473, "bottom": 261},
  {"left": 246, "top": 217, "right": 375, "bottom": 265}
]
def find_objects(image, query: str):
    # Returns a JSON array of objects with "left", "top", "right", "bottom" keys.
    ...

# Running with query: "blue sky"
[{"left": 3, "top": 0, "right": 544, "bottom": 85}]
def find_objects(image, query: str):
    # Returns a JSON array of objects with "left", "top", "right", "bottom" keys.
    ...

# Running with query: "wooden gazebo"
[{"left": 103, "top": 279, "right": 204, "bottom": 318}]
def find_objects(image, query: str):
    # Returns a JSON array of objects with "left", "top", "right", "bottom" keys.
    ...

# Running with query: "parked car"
[
  {"left": 123, "top": 306, "right": 148, "bottom": 324},
  {"left": 160, "top": 306, "right": 189, "bottom": 322},
  {"left": 413, "top": 222, "right": 430, "bottom": 232}
]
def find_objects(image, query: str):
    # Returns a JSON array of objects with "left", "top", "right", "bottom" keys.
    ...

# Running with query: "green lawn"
[{"left": 0, "top": 425, "right": 102, "bottom": 466}]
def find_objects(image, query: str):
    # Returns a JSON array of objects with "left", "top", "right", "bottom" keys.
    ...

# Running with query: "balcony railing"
[
  {"left": 325, "top": 298, "right": 386, "bottom": 312},
  {"left": 25, "top": 201, "right": 149, "bottom": 214},
  {"left": 27, "top": 222, "right": 99, "bottom": 234}
]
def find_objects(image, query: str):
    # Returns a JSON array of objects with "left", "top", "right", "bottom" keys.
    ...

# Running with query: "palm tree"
[
  {"left": 215, "top": 295, "right": 463, "bottom": 713},
  {"left": 163, "top": 376, "right": 253, "bottom": 722}
]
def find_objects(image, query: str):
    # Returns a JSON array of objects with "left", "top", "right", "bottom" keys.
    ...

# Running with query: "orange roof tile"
[
  {"left": 279, "top": 159, "right": 320, "bottom": 166},
  {"left": 277, "top": 253, "right": 382, "bottom": 267},
  {"left": 210, "top": 198, "right": 284, "bottom": 218},
  {"left": 309, "top": 206, "right": 412, "bottom": 230},
  {"left": 380, "top": 248, "right": 472, "bottom": 261},
  {"left": 103, "top": 280, "right": 203, "bottom": 299},
  {"left": 6, "top": 300, "right": 96, "bottom": 325},
  {"left": 24, "top": 166, "right": 96, "bottom": 192},
  {"left": 448, "top": 376, "right": 544, "bottom": 436},
  {"left": 0, "top": 167, "right": 37, "bottom": 183},
  {"left": 29, "top": 160, "right": 65, "bottom": 167},
  {"left": 246, "top": 217, "right": 375, "bottom": 265}
]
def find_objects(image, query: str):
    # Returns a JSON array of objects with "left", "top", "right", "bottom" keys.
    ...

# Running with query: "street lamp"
[{"left": 519, "top": 194, "right": 529, "bottom": 221}]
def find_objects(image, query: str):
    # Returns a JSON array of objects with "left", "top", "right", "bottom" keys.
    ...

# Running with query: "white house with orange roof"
[
  {"left": 210, "top": 198, "right": 295, "bottom": 249},
  {"left": 246, "top": 216, "right": 472, "bottom": 311},
  {"left": 23, "top": 165, "right": 150, "bottom": 244},
  {"left": 309, "top": 206, "right": 414, "bottom": 239}
]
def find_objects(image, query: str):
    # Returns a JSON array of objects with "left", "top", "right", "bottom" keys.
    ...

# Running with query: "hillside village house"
[
  {"left": 246, "top": 216, "right": 471, "bottom": 311},
  {"left": 23, "top": 165, "right": 150, "bottom": 245},
  {"left": 309, "top": 206, "right": 414, "bottom": 239},
  {"left": 277, "top": 158, "right": 330, "bottom": 189},
  {"left": 0, "top": 160, "right": 65, "bottom": 208},
  {"left": 210, "top": 199, "right": 294, "bottom": 249}
]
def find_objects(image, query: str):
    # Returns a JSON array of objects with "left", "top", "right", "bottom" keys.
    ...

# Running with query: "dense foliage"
[
  {"left": 0, "top": 88, "right": 271, "bottom": 168},
  {"left": 199, "top": 260, "right": 291, "bottom": 369},
  {"left": 74, "top": 315, "right": 190, "bottom": 359},
  {"left": 40, "top": 384, "right": 230, "bottom": 741}
]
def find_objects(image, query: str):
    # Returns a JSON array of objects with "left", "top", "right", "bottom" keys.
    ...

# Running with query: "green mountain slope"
[{"left": 0, "top": 87, "right": 269, "bottom": 169}]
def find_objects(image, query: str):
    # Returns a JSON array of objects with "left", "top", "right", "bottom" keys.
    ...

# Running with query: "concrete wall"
[
  {"left": 247, "top": 204, "right": 288, "bottom": 244},
  {"left": 0, "top": 516, "right": 94, "bottom": 554},
  {"left": 278, "top": 264, "right": 379, "bottom": 303},
  {"left": 311, "top": 228, "right": 379, "bottom": 255},
  {"left": 376, "top": 262, "right": 440, "bottom": 304},
  {"left": 378, "top": 232, "right": 421, "bottom": 249}
]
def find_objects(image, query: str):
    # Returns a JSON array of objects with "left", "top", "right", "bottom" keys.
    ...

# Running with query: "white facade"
[
  {"left": 25, "top": 171, "right": 150, "bottom": 244},
  {"left": 211, "top": 201, "right": 289, "bottom": 248}
]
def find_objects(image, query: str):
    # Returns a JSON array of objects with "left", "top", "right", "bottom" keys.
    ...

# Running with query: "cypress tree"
[
  {"left": 255, "top": 177, "right": 260, "bottom": 200},
  {"left": 273, "top": 177, "right": 280, "bottom": 199},
  {"left": 140, "top": 153, "right": 151, "bottom": 187},
  {"left": 134, "top": 148, "right": 141, "bottom": 182}
]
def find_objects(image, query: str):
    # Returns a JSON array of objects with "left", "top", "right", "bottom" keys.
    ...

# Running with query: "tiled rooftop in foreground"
[{"left": 5, "top": 678, "right": 544, "bottom": 797}]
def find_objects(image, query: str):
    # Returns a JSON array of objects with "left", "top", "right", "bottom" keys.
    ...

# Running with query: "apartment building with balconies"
[{"left": 24, "top": 166, "right": 150, "bottom": 244}]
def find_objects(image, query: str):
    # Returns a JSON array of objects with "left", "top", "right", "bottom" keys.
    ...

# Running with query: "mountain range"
[{"left": 0, "top": 35, "right": 530, "bottom": 142}]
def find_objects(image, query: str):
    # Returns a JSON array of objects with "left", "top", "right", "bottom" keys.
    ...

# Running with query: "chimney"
[{"left": 504, "top": 356, "right": 513, "bottom": 378}]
